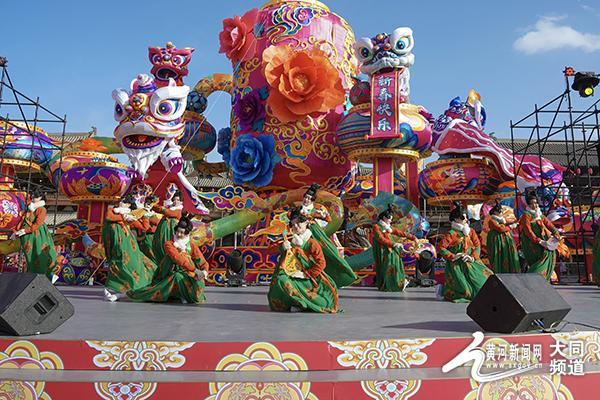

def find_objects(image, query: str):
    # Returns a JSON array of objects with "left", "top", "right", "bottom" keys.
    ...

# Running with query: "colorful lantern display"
[
  {"left": 218, "top": 0, "right": 357, "bottom": 192},
  {"left": 418, "top": 157, "right": 502, "bottom": 205}
]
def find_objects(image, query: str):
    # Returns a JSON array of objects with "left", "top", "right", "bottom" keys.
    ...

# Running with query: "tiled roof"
[
  {"left": 47, "top": 128, "right": 96, "bottom": 144},
  {"left": 45, "top": 210, "right": 78, "bottom": 228},
  {"left": 189, "top": 172, "right": 233, "bottom": 188}
]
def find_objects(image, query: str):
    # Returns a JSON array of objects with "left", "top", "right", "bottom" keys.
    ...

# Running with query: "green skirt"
[
  {"left": 373, "top": 241, "right": 407, "bottom": 292},
  {"left": 138, "top": 232, "right": 156, "bottom": 261},
  {"left": 152, "top": 217, "right": 178, "bottom": 262},
  {"left": 20, "top": 224, "right": 60, "bottom": 278},
  {"left": 268, "top": 265, "right": 339, "bottom": 313},
  {"left": 443, "top": 258, "right": 493, "bottom": 303},
  {"left": 486, "top": 230, "right": 521, "bottom": 273},
  {"left": 521, "top": 235, "right": 555, "bottom": 281},
  {"left": 128, "top": 265, "right": 205, "bottom": 304},
  {"left": 102, "top": 222, "right": 157, "bottom": 293},
  {"left": 308, "top": 224, "right": 357, "bottom": 287}
]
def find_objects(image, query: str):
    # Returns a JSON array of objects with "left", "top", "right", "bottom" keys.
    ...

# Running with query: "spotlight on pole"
[
  {"left": 415, "top": 250, "right": 436, "bottom": 287},
  {"left": 226, "top": 249, "right": 246, "bottom": 287},
  {"left": 571, "top": 72, "right": 599, "bottom": 98}
]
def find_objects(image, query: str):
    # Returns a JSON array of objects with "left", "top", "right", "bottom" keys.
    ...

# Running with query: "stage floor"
[{"left": 4, "top": 284, "right": 599, "bottom": 342}]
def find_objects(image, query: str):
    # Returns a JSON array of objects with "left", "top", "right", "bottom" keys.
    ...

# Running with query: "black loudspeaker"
[
  {"left": 467, "top": 274, "right": 571, "bottom": 334},
  {"left": 0, "top": 273, "right": 74, "bottom": 336}
]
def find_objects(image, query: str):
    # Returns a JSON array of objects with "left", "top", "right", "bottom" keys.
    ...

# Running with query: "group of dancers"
[
  {"left": 439, "top": 192, "right": 562, "bottom": 302},
  {"left": 8, "top": 184, "right": 581, "bottom": 313}
]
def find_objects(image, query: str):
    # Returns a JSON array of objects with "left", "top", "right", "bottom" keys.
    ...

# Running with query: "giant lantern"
[
  {"left": 56, "top": 151, "right": 130, "bottom": 243},
  {"left": 0, "top": 121, "right": 55, "bottom": 238},
  {"left": 217, "top": 0, "right": 357, "bottom": 192}
]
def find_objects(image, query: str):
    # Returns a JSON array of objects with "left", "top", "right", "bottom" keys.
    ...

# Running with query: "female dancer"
[
  {"left": 268, "top": 208, "right": 339, "bottom": 313},
  {"left": 299, "top": 184, "right": 357, "bottom": 287},
  {"left": 371, "top": 205, "right": 416, "bottom": 292},
  {"left": 486, "top": 201, "right": 520, "bottom": 273},
  {"left": 102, "top": 194, "right": 157, "bottom": 302},
  {"left": 519, "top": 192, "right": 560, "bottom": 280},
  {"left": 438, "top": 202, "right": 493, "bottom": 302},
  {"left": 128, "top": 213, "right": 209, "bottom": 304},
  {"left": 152, "top": 190, "right": 183, "bottom": 262},
  {"left": 13, "top": 188, "right": 60, "bottom": 283}
]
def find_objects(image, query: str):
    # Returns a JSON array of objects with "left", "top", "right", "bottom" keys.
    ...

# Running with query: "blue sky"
[{"left": 2, "top": 0, "right": 600, "bottom": 162}]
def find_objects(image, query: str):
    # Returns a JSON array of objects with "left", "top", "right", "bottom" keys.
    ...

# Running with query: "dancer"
[
  {"left": 128, "top": 213, "right": 209, "bottom": 304},
  {"left": 268, "top": 208, "right": 339, "bottom": 313},
  {"left": 300, "top": 184, "right": 332, "bottom": 228},
  {"left": 132, "top": 195, "right": 161, "bottom": 260},
  {"left": 13, "top": 188, "right": 60, "bottom": 283},
  {"left": 438, "top": 202, "right": 493, "bottom": 303},
  {"left": 486, "top": 201, "right": 521, "bottom": 273},
  {"left": 299, "top": 184, "right": 357, "bottom": 287},
  {"left": 519, "top": 192, "right": 560, "bottom": 280},
  {"left": 102, "top": 194, "right": 157, "bottom": 302},
  {"left": 152, "top": 190, "right": 184, "bottom": 262},
  {"left": 371, "top": 204, "right": 416, "bottom": 292}
]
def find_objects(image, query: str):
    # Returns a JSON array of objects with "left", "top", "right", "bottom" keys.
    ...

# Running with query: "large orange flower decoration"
[{"left": 263, "top": 45, "right": 345, "bottom": 123}]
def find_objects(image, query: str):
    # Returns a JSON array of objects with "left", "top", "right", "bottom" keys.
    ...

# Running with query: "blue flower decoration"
[
  {"left": 217, "top": 127, "right": 232, "bottom": 165},
  {"left": 230, "top": 134, "right": 281, "bottom": 187}
]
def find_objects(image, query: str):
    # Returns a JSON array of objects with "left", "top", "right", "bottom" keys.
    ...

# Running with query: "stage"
[
  {"left": 4, "top": 285, "right": 600, "bottom": 342},
  {"left": 1, "top": 285, "right": 600, "bottom": 399}
]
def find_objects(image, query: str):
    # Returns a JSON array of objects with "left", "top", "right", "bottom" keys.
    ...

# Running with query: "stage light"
[
  {"left": 415, "top": 250, "right": 436, "bottom": 287},
  {"left": 226, "top": 249, "right": 246, "bottom": 287},
  {"left": 571, "top": 72, "right": 599, "bottom": 98}
]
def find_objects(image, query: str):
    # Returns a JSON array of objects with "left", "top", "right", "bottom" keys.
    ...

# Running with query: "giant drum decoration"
[
  {"left": 60, "top": 161, "right": 130, "bottom": 203},
  {"left": 0, "top": 121, "right": 55, "bottom": 170},
  {"left": 419, "top": 157, "right": 502, "bottom": 205},
  {"left": 48, "top": 151, "right": 118, "bottom": 187},
  {"left": 220, "top": 0, "right": 357, "bottom": 192}
]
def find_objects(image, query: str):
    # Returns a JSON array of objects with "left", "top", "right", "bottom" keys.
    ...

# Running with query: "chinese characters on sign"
[
  {"left": 443, "top": 332, "right": 587, "bottom": 383},
  {"left": 371, "top": 70, "right": 399, "bottom": 138},
  {"left": 483, "top": 343, "right": 543, "bottom": 370},
  {"left": 548, "top": 338, "right": 585, "bottom": 376}
]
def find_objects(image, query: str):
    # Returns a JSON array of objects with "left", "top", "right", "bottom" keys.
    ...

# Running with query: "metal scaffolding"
[
  {"left": 0, "top": 56, "right": 67, "bottom": 235},
  {"left": 510, "top": 67, "right": 600, "bottom": 284}
]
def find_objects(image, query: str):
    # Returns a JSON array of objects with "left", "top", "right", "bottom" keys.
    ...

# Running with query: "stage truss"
[
  {"left": 0, "top": 57, "right": 67, "bottom": 249},
  {"left": 510, "top": 67, "right": 600, "bottom": 283}
]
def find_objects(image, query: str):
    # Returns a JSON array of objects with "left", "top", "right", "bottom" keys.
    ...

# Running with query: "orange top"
[
  {"left": 164, "top": 240, "right": 208, "bottom": 273},
  {"left": 106, "top": 207, "right": 124, "bottom": 222},
  {"left": 292, "top": 237, "right": 326, "bottom": 279},
  {"left": 438, "top": 229, "right": 481, "bottom": 261},
  {"left": 372, "top": 224, "right": 415, "bottom": 248},
  {"left": 489, "top": 218, "right": 510, "bottom": 233},
  {"left": 131, "top": 214, "right": 161, "bottom": 235},
  {"left": 105, "top": 207, "right": 130, "bottom": 234},
  {"left": 519, "top": 213, "right": 557, "bottom": 245},
  {"left": 21, "top": 207, "right": 47, "bottom": 234},
  {"left": 154, "top": 205, "right": 182, "bottom": 220}
]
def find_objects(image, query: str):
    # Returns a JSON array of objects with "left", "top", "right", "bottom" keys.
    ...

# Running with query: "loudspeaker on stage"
[{"left": 0, "top": 273, "right": 74, "bottom": 336}]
